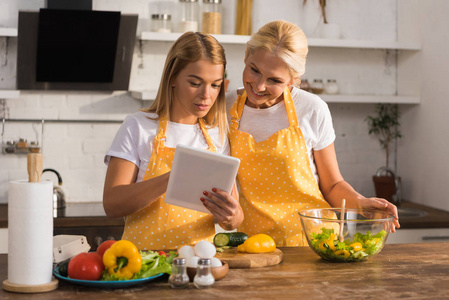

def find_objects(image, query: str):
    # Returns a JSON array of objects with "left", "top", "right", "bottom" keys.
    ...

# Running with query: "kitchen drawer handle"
[{"left": 422, "top": 236, "right": 449, "bottom": 240}]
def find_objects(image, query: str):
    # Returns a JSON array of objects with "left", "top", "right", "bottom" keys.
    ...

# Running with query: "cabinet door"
[
  {"left": 0, "top": 228, "right": 8, "bottom": 254},
  {"left": 387, "top": 228, "right": 449, "bottom": 244}
]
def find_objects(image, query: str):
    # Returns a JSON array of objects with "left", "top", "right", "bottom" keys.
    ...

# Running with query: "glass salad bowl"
[{"left": 298, "top": 208, "right": 395, "bottom": 262}]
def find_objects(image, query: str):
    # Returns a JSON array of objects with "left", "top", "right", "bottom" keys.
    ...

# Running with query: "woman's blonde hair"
[
  {"left": 245, "top": 20, "right": 308, "bottom": 85},
  {"left": 142, "top": 32, "right": 228, "bottom": 142}
]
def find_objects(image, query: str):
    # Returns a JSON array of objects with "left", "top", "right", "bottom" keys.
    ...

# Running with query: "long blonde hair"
[
  {"left": 142, "top": 32, "right": 228, "bottom": 142},
  {"left": 246, "top": 20, "right": 308, "bottom": 85}
]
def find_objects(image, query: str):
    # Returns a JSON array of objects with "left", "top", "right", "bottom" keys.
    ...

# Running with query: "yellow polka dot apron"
[
  {"left": 122, "top": 116, "right": 216, "bottom": 250},
  {"left": 229, "top": 87, "right": 331, "bottom": 247}
]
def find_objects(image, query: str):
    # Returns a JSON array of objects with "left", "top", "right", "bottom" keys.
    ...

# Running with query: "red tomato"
[
  {"left": 68, "top": 252, "right": 104, "bottom": 280},
  {"left": 158, "top": 250, "right": 166, "bottom": 257},
  {"left": 97, "top": 240, "right": 116, "bottom": 258}
]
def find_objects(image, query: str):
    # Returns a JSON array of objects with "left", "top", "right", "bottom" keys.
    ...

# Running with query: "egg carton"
[{"left": 53, "top": 235, "right": 91, "bottom": 263}]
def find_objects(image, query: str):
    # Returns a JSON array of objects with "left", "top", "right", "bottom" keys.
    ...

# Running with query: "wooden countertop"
[
  {"left": 2, "top": 200, "right": 449, "bottom": 229},
  {"left": 1, "top": 243, "right": 449, "bottom": 299}
]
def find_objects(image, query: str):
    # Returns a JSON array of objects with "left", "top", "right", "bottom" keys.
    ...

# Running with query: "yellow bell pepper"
[
  {"left": 334, "top": 250, "right": 350, "bottom": 258},
  {"left": 103, "top": 240, "right": 142, "bottom": 279},
  {"left": 237, "top": 234, "right": 276, "bottom": 253},
  {"left": 318, "top": 241, "right": 327, "bottom": 250},
  {"left": 349, "top": 242, "right": 363, "bottom": 252},
  {"left": 327, "top": 233, "right": 336, "bottom": 251}
]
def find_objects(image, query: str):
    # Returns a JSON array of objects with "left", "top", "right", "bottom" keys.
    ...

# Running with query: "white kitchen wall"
[{"left": 1, "top": 0, "right": 447, "bottom": 211}]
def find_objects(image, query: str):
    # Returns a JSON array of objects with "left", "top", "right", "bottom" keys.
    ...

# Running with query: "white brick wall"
[{"left": 0, "top": 0, "right": 396, "bottom": 204}]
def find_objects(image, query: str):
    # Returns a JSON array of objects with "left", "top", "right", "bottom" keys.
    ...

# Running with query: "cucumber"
[{"left": 214, "top": 232, "right": 248, "bottom": 247}]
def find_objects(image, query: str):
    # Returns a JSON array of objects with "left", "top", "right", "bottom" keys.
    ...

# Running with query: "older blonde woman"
[{"left": 224, "top": 20, "right": 399, "bottom": 247}]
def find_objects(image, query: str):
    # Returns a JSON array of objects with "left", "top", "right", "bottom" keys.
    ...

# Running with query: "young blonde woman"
[
  {"left": 103, "top": 32, "right": 243, "bottom": 250},
  {"left": 225, "top": 20, "right": 400, "bottom": 247}
]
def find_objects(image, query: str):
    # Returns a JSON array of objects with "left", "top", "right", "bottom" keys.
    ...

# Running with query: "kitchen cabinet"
[
  {"left": 387, "top": 228, "right": 449, "bottom": 244},
  {"left": 0, "top": 228, "right": 7, "bottom": 254},
  {"left": 131, "top": 32, "right": 421, "bottom": 104}
]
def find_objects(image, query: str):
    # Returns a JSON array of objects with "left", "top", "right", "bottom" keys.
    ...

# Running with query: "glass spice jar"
[
  {"left": 193, "top": 258, "right": 215, "bottom": 289},
  {"left": 324, "top": 79, "right": 339, "bottom": 94},
  {"left": 300, "top": 79, "right": 311, "bottom": 92},
  {"left": 311, "top": 79, "right": 324, "bottom": 94},
  {"left": 151, "top": 14, "right": 172, "bottom": 33},
  {"left": 178, "top": 0, "right": 199, "bottom": 32},
  {"left": 201, "top": 0, "right": 222, "bottom": 34},
  {"left": 168, "top": 258, "right": 189, "bottom": 288}
]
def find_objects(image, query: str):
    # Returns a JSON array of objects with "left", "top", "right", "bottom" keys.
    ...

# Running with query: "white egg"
[
  {"left": 194, "top": 241, "right": 216, "bottom": 258},
  {"left": 178, "top": 245, "right": 195, "bottom": 258},
  {"left": 210, "top": 257, "right": 222, "bottom": 267},
  {"left": 186, "top": 256, "right": 199, "bottom": 268}
]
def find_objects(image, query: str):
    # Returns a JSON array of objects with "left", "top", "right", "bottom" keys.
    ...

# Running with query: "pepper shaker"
[
  {"left": 193, "top": 258, "right": 214, "bottom": 289},
  {"left": 168, "top": 258, "right": 190, "bottom": 288}
]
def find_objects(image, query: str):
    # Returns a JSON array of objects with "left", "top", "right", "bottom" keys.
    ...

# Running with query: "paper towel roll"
[{"left": 8, "top": 180, "right": 53, "bottom": 285}]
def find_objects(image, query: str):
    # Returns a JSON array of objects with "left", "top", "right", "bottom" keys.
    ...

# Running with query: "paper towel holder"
[
  {"left": 2, "top": 278, "right": 59, "bottom": 293},
  {"left": 3, "top": 154, "right": 59, "bottom": 293}
]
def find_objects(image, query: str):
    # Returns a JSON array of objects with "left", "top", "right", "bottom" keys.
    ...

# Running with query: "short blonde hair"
[
  {"left": 246, "top": 20, "right": 308, "bottom": 82},
  {"left": 142, "top": 32, "right": 227, "bottom": 142}
]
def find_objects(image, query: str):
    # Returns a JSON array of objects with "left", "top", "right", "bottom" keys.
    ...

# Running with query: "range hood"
[{"left": 17, "top": 8, "right": 138, "bottom": 91}]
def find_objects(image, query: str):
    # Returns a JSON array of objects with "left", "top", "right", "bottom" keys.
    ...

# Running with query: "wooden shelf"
[
  {"left": 320, "top": 94, "right": 420, "bottom": 104},
  {"left": 0, "top": 90, "right": 20, "bottom": 99},
  {"left": 140, "top": 32, "right": 421, "bottom": 50},
  {"left": 0, "top": 28, "right": 18, "bottom": 37}
]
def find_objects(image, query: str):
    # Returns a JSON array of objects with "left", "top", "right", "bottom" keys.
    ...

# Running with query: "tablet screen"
[{"left": 165, "top": 144, "right": 240, "bottom": 214}]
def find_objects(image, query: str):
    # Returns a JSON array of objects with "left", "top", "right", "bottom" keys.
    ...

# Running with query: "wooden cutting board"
[{"left": 215, "top": 248, "right": 283, "bottom": 269}]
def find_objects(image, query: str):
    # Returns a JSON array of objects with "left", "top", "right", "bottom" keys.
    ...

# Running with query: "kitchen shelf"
[
  {"left": 320, "top": 94, "right": 420, "bottom": 104},
  {"left": 129, "top": 90, "right": 157, "bottom": 101},
  {"left": 140, "top": 32, "right": 421, "bottom": 50},
  {"left": 130, "top": 89, "right": 420, "bottom": 104},
  {"left": 0, "top": 28, "right": 18, "bottom": 37},
  {"left": 0, "top": 90, "right": 20, "bottom": 99}
]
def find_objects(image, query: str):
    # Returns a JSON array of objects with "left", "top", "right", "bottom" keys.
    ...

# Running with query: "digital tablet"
[{"left": 165, "top": 144, "right": 240, "bottom": 214}]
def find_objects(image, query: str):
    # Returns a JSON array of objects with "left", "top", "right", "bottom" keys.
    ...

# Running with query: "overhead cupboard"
[{"left": 132, "top": 31, "right": 421, "bottom": 104}]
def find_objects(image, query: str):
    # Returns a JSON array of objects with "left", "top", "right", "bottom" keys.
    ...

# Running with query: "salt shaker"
[
  {"left": 193, "top": 258, "right": 215, "bottom": 289},
  {"left": 168, "top": 258, "right": 189, "bottom": 288}
]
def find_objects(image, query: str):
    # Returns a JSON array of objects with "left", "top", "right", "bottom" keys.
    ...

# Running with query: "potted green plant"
[{"left": 365, "top": 103, "right": 402, "bottom": 204}]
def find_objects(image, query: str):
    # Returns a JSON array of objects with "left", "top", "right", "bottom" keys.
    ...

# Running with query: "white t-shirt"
[
  {"left": 226, "top": 86, "right": 336, "bottom": 182},
  {"left": 105, "top": 111, "right": 229, "bottom": 183}
]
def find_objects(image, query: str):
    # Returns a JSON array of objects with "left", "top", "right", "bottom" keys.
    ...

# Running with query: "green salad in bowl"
[{"left": 298, "top": 208, "right": 394, "bottom": 262}]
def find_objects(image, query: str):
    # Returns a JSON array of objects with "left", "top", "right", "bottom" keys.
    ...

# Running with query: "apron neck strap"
[
  {"left": 198, "top": 118, "right": 217, "bottom": 152},
  {"left": 230, "top": 87, "right": 299, "bottom": 129},
  {"left": 153, "top": 116, "right": 217, "bottom": 154},
  {"left": 283, "top": 86, "right": 299, "bottom": 127}
]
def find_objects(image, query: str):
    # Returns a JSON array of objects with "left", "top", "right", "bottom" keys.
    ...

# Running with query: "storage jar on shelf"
[
  {"left": 324, "top": 79, "right": 339, "bottom": 94},
  {"left": 151, "top": 14, "right": 172, "bottom": 33},
  {"left": 311, "top": 79, "right": 324, "bottom": 94},
  {"left": 178, "top": 0, "right": 199, "bottom": 32},
  {"left": 201, "top": 0, "right": 222, "bottom": 34}
]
